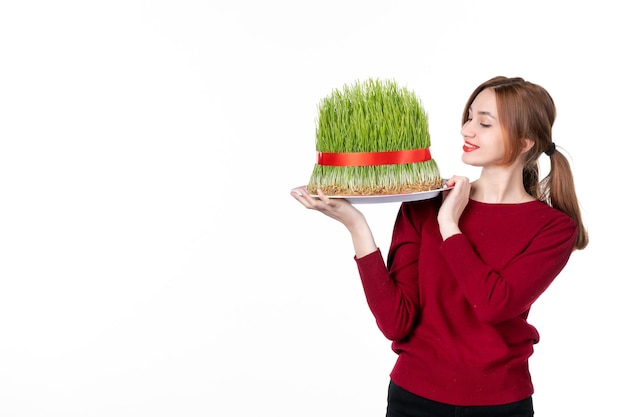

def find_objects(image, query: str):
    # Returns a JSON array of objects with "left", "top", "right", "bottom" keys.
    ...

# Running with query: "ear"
[{"left": 521, "top": 138, "right": 534, "bottom": 154}]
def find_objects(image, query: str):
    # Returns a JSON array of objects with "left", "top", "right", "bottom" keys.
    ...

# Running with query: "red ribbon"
[{"left": 316, "top": 148, "right": 431, "bottom": 167}]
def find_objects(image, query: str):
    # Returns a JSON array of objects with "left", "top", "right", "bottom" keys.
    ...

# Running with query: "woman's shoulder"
[
  {"left": 524, "top": 199, "right": 575, "bottom": 222},
  {"left": 397, "top": 194, "right": 442, "bottom": 223},
  {"left": 402, "top": 193, "right": 443, "bottom": 211},
  {"left": 467, "top": 198, "right": 576, "bottom": 233}
]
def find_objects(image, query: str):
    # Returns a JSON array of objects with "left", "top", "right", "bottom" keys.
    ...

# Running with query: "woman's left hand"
[{"left": 437, "top": 176, "right": 471, "bottom": 240}]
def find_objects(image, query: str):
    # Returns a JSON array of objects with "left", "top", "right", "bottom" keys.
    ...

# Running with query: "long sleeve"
[
  {"left": 355, "top": 199, "right": 439, "bottom": 341},
  {"left": 440, "top": 202, "right": 577, "bottom": 324}
]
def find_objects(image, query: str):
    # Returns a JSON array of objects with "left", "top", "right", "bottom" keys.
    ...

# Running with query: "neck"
[{"left": 471, "top": 165, "right": 535, "bottom": 204}]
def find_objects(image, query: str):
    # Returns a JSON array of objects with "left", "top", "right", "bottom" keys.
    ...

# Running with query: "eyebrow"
[
  {"left": 469, "top": 106, "right": 497, "bottom": 120},
  {"left": 478, "top": 111, "right": 497, "bottom": 120}
]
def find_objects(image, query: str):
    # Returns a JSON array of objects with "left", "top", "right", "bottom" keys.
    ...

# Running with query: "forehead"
[{"left": 471, "top": 88, "right": 497, "bottom": 113}]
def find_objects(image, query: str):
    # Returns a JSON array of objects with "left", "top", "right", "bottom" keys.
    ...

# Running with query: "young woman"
[{"left": 291, "top": 76, "right": 588, "bottom": 417}]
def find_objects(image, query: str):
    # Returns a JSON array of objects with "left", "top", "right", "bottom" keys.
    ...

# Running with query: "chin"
[{"left": 461, "top": 153, "right": 481, "bottom": 166}]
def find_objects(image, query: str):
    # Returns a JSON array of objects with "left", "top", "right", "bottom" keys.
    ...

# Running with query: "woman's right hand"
[
  {"left": 290, "top": 187, "right": 377, "bottom": 257},
  {"left": 290, "top": 187, "right": 363, "bottom": 228}
]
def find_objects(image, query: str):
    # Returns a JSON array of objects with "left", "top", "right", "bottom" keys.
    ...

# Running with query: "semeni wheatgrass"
[{"left": 307, "top": 78, "right": 442, "bottom": 195}]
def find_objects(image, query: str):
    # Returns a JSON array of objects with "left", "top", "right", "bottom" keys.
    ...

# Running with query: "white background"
[{"left": 1, "top": 1, "right": 623, "bottom": 416}]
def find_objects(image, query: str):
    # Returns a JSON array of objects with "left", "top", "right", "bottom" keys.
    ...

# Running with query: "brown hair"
[{"left": 462, "top": 76, "right": 588, "bottom": 250}]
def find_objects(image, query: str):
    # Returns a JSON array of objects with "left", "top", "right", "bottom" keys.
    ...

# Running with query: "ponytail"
[{"left": 536, "top": 147, "right": 589, "bottom": 250}]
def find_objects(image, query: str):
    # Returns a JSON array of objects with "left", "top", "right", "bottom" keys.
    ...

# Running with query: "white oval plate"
[{"left": 291, "top": 184, "right": 451, "bottom": 204}]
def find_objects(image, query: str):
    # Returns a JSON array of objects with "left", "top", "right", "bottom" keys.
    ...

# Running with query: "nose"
[{"left": 461, "top": 122, "right": 475, "bottom": 138}]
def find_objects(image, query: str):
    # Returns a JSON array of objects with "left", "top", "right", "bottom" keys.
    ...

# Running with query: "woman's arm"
[{"left": 291, "top": 187, "right": 377, "bottom": 258}]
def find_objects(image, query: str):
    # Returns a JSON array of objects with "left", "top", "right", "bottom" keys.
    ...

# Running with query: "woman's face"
[{"left": 460, "top": 88, "right": 506, "bottom": 167}]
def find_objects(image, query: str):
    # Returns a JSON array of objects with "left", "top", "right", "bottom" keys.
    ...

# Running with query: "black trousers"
[{"left": 386, "top": 380, "right": 534, "bottom": 417}]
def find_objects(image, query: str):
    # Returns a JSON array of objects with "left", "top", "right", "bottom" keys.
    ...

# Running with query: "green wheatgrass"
[{"left": 307, "top": 78, "right": 442, "bottom": 195}]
